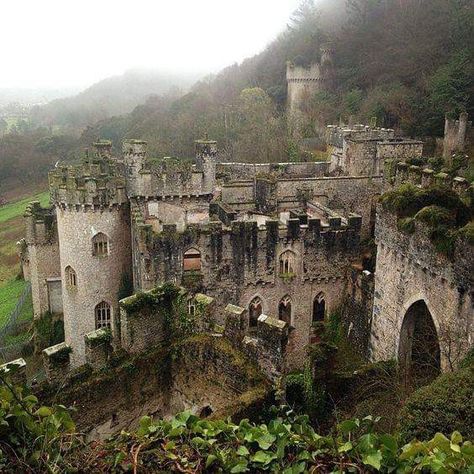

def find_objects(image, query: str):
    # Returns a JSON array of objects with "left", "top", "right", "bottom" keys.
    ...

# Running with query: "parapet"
[
  {"left": 49, "top": 155, "right": 127, "bottom": 208},
  {"left": 42, "top": 342, "right": 72, "bottom": 384},
  {"left": 0, "top": 358, "right": 27, "bottom": 385},
  {"left": 326, "top": 124, "right": 395, "bottom": 148},
  {"left": 84, "top": 328, "right": 112, "bottom": 370},
  {"left": 24, "top": 201, "right": 57, "bottom": 244},
  {"left": 286, "top": 62, "right": 321, "bottom": 82},
  {"left": 388, "top": 161, "right": 472, "bottom": 197}
]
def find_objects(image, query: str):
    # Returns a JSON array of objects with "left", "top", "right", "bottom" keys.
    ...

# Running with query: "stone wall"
[
  {"left": 124, "top": 139, "right": 216, "bottom": 198},
  {"left": 24, "top": 203, "right": 61, "bottom": 318},
  {"left": 135, "top": 216, "right": 361, "bottom": 370},
  {"left": 217, "top": 161, "right": 329, "bottom": 181},
  {"left": 286, "top": 62, "right": 322, "bottom": 117},
  {"left": 370, "top": 208, "right": 473, "bottom": 370},
  {"left": 36, "top": 335, "right": 270, "bottom": 439}
]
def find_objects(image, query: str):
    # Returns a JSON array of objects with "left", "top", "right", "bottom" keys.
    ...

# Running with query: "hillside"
[
  {"left": 81, "top": 0, "right": 474, "bottom": 161},
  {"left": 29, "top": 69, "right": 200, "bottom": 131}
]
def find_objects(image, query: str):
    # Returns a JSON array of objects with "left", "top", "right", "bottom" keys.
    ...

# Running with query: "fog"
[{"left": 1, "top": 0, "right": 304, "bottom": 89}]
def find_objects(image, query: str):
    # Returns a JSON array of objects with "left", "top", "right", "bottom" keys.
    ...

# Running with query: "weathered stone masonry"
[{"left": 19, "top": 122, "right": 472, "bottom": 378}]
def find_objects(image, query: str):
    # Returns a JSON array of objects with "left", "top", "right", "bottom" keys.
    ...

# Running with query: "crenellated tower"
[{"left": 49, "top": 142, "right": 132, "bottom": 366}]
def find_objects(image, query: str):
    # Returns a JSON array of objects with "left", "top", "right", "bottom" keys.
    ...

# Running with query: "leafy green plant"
[
  {"left": 399, "top": 365, "right": 474, "bottom": 443},
  {"left": 0, "top": 366, "right": 77, "bottom": 472}
]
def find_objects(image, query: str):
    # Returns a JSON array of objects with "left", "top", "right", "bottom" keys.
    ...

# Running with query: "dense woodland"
[{"left": 1, "top": 0, "right": 473, "bottom": 193}]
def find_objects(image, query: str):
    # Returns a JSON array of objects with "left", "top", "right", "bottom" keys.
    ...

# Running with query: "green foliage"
[
  {"left": 397, "top": 217, "right": 415, "bottom": 234},
  {"left": 93, "top": 409, "right": 474, "bottom": 473},
  {"left": 33, "top": 311, "right": 64, "bottom": 349},
  {"left": 415, "top": 205, "right": 455, "bottom": 228},
  {"left": 399, "top": 365, "right": 474, "bottom": 443},
  {"left": 381, "top": 183, "right": 473, "bottom": 254},
  {"left": 0, "top": 369, "right": 473, "bottom": 473},
  {"left": 458, "top": 221, "right": 474, "bottom": 245},
  {"left": 0, "top": 367, "right": 76, "bottom": 471}
]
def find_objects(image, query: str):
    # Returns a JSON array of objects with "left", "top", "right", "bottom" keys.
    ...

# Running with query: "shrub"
[
  {"left": 397, "top": 217, "right": 415, "bottom": 234},
  {"left": 415, "top": 205, "right": 454, "bottom": 227},
  {"left": 399, "top": 365, "right": 474, "bottom": 443},
  {"left": 457, "top": 220, "right": 474, "bottom": 245}
]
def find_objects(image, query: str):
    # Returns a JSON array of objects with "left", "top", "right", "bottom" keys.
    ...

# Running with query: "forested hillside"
[
  {"left": 83, "top": 0, "right": 474, "bottom": 160},
  {"left": 1, "top": 0, "right": 473, "bottom": 192}
]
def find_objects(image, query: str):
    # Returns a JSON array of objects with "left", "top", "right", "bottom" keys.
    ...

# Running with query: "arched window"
[
  {"left": 92, "top": 232, "right": 109, "bottom": 257},
  {"left": 183, "top": 248, "right": 201, "bottom": 272},
  {"left": 95, "top": 301, "right": 111, "bottom": 329},
  {"left": 278, "top": 295, "right": 292, "bottom": 325},
  {"left": 65, "top": 266, "right": 77, "bottom": 288},
  {"left": 312, "top": 292, "right": 325, "bottom": 322},
  {"left": 249, "top": 297, "right": 262, "bottom": 328},
  {"left": 279, "top": 250, "right": 296, "bottom": 275}
]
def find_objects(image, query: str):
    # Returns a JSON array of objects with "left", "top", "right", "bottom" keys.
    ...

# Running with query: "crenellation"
[{"left": 21, "top": 128, "right": 472, "bottom": 375}]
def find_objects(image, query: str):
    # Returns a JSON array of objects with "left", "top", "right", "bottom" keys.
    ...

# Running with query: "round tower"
[
  {"left": 50, "top": 153, "right": 132, "bottom": 367},
  {"left": 123, "top": 139, "right": 148, "bottom": 197}
]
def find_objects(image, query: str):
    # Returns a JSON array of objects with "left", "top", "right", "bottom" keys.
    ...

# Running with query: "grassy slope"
[{"left": 0, "top": 191, "right": 49, "bottom": 327}]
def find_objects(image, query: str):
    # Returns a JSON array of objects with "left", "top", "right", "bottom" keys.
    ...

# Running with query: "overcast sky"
[{"left": 1, "top": 0, "right": 302, "bottom": 89}]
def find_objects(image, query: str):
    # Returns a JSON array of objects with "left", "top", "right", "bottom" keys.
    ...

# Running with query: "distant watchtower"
[{"left": 286, "top": 43, "right": 335, "bottom": 135}]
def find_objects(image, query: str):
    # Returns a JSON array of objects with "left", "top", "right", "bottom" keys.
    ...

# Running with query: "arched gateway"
[{"left": 398, "top": 300, "right": 440, "bottom": 384}]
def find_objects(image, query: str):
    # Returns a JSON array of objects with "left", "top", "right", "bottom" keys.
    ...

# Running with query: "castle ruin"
[{"left": 16, "top": 122, "right": 472, "bottom": 382}]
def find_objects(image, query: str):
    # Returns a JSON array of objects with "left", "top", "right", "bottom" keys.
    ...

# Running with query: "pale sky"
[{"left": 0, "top": 0, "right": 302, "bottom": 89}]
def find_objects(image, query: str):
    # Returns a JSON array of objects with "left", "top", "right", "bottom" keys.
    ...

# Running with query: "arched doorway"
[{"left": 398, "top": 300, "right": 440, "bottom": 385}]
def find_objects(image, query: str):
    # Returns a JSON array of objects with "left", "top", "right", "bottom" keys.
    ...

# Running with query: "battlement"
[
  {"left": 49, "top": 157, "right": 127, "bottom": 208},
  {"left": 148, "top": 209, "right": 362, "bottom": 249},
  {"left": 326, "top": 124, "right": 395, "bottom": 149},
  {"left": 286, "top": 62, "right": 322, "bottom": 82},
  {"left": 387, "top": 161, "right": 472, "bottom": 197}
]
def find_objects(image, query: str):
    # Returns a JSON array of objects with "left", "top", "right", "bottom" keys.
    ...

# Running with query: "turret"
[
  {"left": 123, "top": 139, "right": 147, "bottom": 197},
  {"left": 93, "top": 139, "right": 112, "bottom": 160},
  {"left": 195, "top": 138, "right": 217, "bottom": 194}
]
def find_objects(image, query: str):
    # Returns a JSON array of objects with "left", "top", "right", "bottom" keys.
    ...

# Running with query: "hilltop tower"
[
  {"left": 49, "top": 143, "right": 132, "bottom": 366},
  {"left": 286, "top": 44, "right": 335, "bottom": 136}
]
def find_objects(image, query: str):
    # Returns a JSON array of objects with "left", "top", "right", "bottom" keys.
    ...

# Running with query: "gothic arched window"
[
  {"left": 92, "top": 232, "right": 109, "bottom": 257},
  {"left": 312, "top": 292, "right": 325, "bottom": 322},
  {"left": 95, "top": 301, "right": 111, "bottom": 329},
  {"left": 278, "top": 295, "right": 292, "bottom": 325},
  {"left": 65, "top": 266, "right": 77, "bottom": 288},
  {"left": 249, "top": 297, "right": 263, "bottom": 327},
  {"left": 279, "top": 250, "right": 296, "bottom": 275},
  {"left": 183, "top": 248, "right": 201, "bottom": 272}
]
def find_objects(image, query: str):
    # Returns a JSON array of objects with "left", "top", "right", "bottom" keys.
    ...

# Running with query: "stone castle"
[{"left": 17, "top": 119, "right": 473, "bottom": 383}]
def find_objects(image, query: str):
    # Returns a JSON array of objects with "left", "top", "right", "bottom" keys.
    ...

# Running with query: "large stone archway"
[{"left": 398, "top": 300, "right": 441, "bottom": 385}]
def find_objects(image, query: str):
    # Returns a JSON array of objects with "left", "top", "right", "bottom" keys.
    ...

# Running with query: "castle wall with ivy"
[{"left": 370, "top": 209, "right": 474, "bottom": 370}]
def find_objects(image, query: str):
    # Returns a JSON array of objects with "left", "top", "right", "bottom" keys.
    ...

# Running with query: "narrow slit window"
[
  {"left": 312, "top": 292, "right": 325, "bottom": 322},
  {"left": 249, "top": 297, "right": 263, "bottom": 327},
  {"left": 65, "top": 266, "right": 77, "bottom": 288}
]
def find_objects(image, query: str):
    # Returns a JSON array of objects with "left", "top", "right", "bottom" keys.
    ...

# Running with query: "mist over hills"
[
  {"left": 0, "top": 0, "right": 473, "bottom": 194},
  {"left": 27, "top": 69, "right": 201, "bottom": 131}
]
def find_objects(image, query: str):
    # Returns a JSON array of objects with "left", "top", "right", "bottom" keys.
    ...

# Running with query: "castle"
[{"left": 17, "top": 120, "right": 473, "bottom": 381}]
